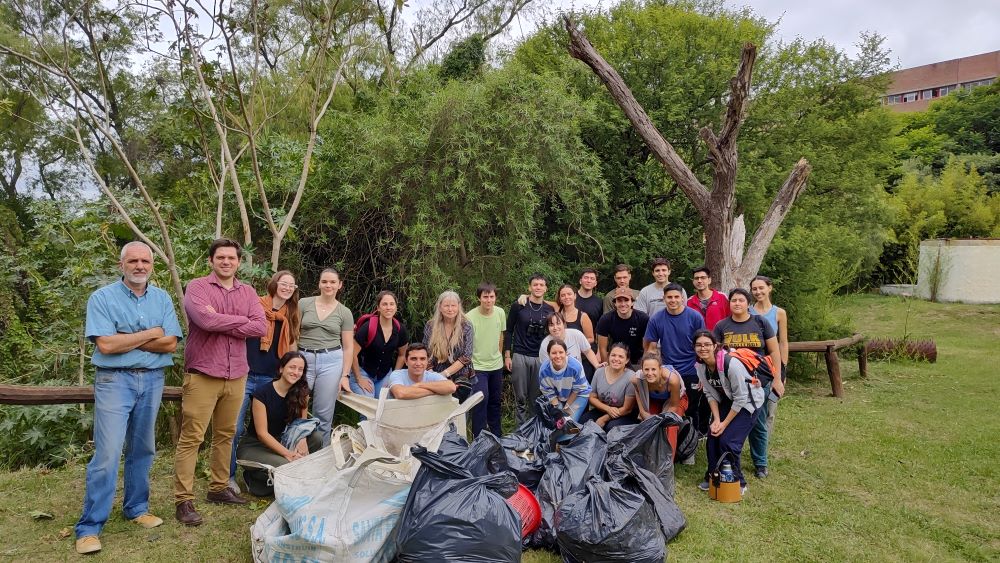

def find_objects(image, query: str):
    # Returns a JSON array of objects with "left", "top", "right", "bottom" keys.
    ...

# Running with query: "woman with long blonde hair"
[{"left": 422, "top": 291, "right": 475, "bottom": 401}]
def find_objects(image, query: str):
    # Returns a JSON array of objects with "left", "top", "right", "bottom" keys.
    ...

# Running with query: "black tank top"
[{"left": 564, "top": 309, "right": 584, "bottom": 332}]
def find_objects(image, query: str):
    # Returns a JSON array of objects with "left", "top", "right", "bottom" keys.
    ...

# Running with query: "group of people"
[{"left": 73, "top": 238, "right": 789, "bottom": 555}]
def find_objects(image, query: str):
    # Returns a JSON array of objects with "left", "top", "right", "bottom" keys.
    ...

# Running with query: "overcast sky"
[{"left": 533, "top": 0, "right": 1000, "bottom": 69}]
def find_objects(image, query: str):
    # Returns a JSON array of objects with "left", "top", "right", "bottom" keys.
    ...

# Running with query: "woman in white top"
[
  {"left": 298, "top": 268, "right": 354, "bottom": 447},
  {"left": 538, "top": 312, "right": 604, "bottom": 370}
]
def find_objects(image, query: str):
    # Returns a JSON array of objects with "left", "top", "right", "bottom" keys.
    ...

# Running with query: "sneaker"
[
  {"left": 75, "top": 535, "right": 101, "bottom": 555},
  {"left": 680, "top": 454, "right": 696, "bottom": 465},
  {"left": 130, "top": 513, "right": 163, "bottom": 529},
  {"left": 754, "top": 466, "right": 768, "bottom": 479},
  {"left": 697, "top": 480, "right": 709, "bottom": 491},
  {"left": 741, "top": 484, "right": 748, "bottom": 496},
  {"left": 228, "top": 477, "right": 242, "bottom": 495}
]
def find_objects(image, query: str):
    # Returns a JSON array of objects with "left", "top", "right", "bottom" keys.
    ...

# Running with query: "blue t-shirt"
[
  {"left": 385, "top": 368, "right": 447, "bottom": 390},
  {"left": 643, "top": 307, "right": 705, "bottom": 376},
  {"left": 86, "top": 280, "right": 184, "bottom": 369}
]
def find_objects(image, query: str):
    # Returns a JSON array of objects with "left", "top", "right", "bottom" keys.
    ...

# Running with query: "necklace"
[{"left": 527, "top": 299, "right": 544, "bottom": 312}]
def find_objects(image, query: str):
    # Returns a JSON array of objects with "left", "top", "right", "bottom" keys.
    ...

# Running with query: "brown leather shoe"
[
  {"left": 206, "top": 487, "right": 249, "bottom": 505},
  {"left": 175, "top": 500, "right": 203, "bottom": 526}
]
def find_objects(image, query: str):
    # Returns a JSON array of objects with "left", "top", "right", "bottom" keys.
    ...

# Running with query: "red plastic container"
[{"left": 505, "top": 484, "right": 542, "bottom": 538}]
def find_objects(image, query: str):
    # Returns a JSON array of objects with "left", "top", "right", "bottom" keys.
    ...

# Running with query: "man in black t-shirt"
[
  {"left": 575, "top": 268, "right": 604, "bottom": 329},
  {"left": 596, "top": 287, "right": 649, "bottom": 370},
  {"left": 504, "top": 274, "right": 556, "bottom": 424},
  {"left": 575, "top": 268, "right": 603, "bottom": 382}
]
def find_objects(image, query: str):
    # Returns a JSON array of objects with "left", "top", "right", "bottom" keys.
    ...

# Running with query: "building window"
[
  {"left": 921, "top": 89, "right": 934, "bottom": 99},
  {"left": 963, "top": 78, "right": 996, "bottom": 91},
  {"left": 902, "top": 91, "right": 919, "bottom": 102},
  {"left": 939, "top": 85, "right": 955, "bottom": 96},
  {"left": 884, "top": 94, "right": 902, "bottom": 105}
]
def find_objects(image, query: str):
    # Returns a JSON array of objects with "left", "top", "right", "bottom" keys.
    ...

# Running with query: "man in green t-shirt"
[{"left": 466, "top": 282, "right": 507, "bottom": 437}]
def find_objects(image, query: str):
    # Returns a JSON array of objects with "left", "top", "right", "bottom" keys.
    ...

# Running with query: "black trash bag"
[
  {"left": 675, "top": 415, "right": 702, "bottom": 463},
  {"left": 528, "top": 421, "right": 608, "bottom": 550},
  {"left": 437, "top": 423, "right": 470, "bottom": 460},
  {"left": 500, "top": 397, "right": 562, "bottom": 490},
  {"left": 603, "top": 413, "right": 686, "bottom": 541},
  {"left": 500, "top": 434, "right": 547, "bottom": 490},
  {"left": 437, "top": 425, "right": 509, "bottom": 477},
  {"left": 555, "top": 478, "right": 666, "bottom": 563},
  {"left": 394, "top": 446, "right": 522, "bottom": 563}
]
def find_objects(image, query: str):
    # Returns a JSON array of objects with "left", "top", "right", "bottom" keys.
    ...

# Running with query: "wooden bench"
[
  {"left": 788, "top": 333, "right": 867, "bottom": 398},
  {"left": 0, "top": 384, "right": 183, "bottom": 405}
]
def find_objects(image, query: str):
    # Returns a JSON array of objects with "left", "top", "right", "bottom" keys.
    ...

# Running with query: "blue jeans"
[
  {"left": 230, "top": 371, "right": 275, "bottom": 479},
  {"left": 76, "top": 368, "right": 164, "bottom": 538},
  {"left": 560, "top": 395, "right": 589, "bottom": 422},
  {"left": 347, "top": 368, "right": 382, "bottom": 398},
  {"left": 471, "top": 369, "right": 503, "bottom": 437},
  {"left": 304, "top": 349, "right": 344, "bottom": 447},
  {"left": 749, "top": 380, "right": 773, "bottom": 468}
]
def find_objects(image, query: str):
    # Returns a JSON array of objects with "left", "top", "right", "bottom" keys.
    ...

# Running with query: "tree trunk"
[{"left": 564, "top": 17, "right": 811, "bottom": 291}]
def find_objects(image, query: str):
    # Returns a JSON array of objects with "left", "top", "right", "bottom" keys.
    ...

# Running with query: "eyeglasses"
[
  {"left": 277, "top": 282, "right": 298, "bottom": 289},
  {"left": 694, "top": 343, "right": 714, "bottom": 348}
]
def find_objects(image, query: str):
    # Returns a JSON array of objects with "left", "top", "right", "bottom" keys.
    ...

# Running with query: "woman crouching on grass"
[
  {"left": 236, "top": 351, "right": 323, "bottom": 497},
  {"left": 539, "top": 339, "right": 592, "bottom": 422},
  {"left": 580, "top": 343, "right": 636, "bottom": 430},
  {"left": 634, "top": 351, "right": 687, "bottom": 460},
  {"left": 693, "top": 330, "right": 764, "bottom": 496}
]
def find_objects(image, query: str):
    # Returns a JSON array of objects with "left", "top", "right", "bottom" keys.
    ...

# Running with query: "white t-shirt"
[{"left": 539, "top": 329, "right": 591, "bottom": 363}]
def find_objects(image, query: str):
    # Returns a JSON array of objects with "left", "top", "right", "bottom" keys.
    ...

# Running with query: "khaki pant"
[{"left": 173, "top": 372, "right": 246, "bottom": 502}]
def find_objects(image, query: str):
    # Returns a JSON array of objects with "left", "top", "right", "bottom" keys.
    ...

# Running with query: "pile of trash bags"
[
  {"left": 506, "top": 397, "right": 687, "bottom": 561},
  {"left": 249, "top": 392, "right": 685, "bottom": 562}
]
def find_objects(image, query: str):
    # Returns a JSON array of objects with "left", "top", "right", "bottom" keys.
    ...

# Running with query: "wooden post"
[
  {"left": 857, "top": 341, "right": 869, "bottom": 378},
  {"left": 825, "top": 345, "right": 844, "bottom": 398}
]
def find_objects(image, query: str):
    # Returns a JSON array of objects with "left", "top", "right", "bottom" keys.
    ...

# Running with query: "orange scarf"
[{"left": 259, "top": 295, "right": 292, "bottom": 357}]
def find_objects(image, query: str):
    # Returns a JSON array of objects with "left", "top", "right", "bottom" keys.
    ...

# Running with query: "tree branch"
[
  {"left": 734, "top": 158, "right": 812, "bottom": 284},
  {"left": 564, "top": 15, "right": 711, "bottom": 215},
  {"left": 718, "top": 43, "right": 756, "bottom": 153}
]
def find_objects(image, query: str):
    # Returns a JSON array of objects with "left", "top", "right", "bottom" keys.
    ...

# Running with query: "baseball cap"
[{"left": 613, "top": 287, "right": 634, "bottom": 301}]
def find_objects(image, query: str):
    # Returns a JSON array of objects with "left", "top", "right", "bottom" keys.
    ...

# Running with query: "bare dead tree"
[
  {"left": 564, "top": 16, "right": 811, "bottom": 290},
  {"left": 164, "top": 0, "right": 371, "bottom": 269},
  {"left": 0, "top": 4, "right": 189, "bottom": 324},
  {"left": 373, "top": 0, "right": 534, "bottom": 77}
]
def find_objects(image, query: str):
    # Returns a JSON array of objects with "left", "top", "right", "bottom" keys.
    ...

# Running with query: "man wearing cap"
[
  {"left": 602, "top": 264, "right": 641, "bottom": 314},
  {"left": 75, "top": 241, "right": 183, "bottom": 555},
  {"left": 596, "top": 287, "right": 650, "bottom": 370}
]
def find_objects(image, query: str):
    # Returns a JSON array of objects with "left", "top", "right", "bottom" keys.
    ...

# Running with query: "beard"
[{"left": 124, "top": 272, "right": 150, "bottom": 285}]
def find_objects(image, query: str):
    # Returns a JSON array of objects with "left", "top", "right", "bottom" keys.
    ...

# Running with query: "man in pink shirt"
[{"left": 174, "top": 238, "right": 267, "bottom": 526}]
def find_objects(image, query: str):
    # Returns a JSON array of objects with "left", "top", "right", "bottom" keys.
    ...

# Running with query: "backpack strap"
[
  {"left": 364, "top": 314, "right": 402, "bottom": 347},
  {"left": 722, "top": 351, "right": 760, "bottom": 411}
]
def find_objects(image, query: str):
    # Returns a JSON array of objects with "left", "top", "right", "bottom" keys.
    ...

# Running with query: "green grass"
[{"left": 3, "top": 294, "right": 999, "bottom": 561}]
